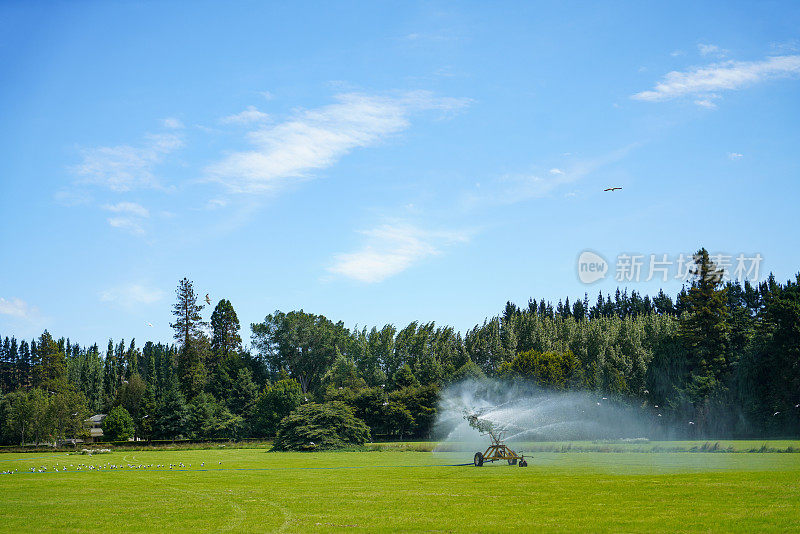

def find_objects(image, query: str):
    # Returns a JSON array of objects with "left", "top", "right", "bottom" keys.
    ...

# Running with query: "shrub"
[
  {"left": 103, "top": 406, "right": 135, "bottom": 442},
  {"left": 272, "top": 401, "right": 370, "bottom": 451}
]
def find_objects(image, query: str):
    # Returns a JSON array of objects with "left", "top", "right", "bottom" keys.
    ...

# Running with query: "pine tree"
[
  {"left": 170, "top": 278, "right": 206, "bottom": 349},
  {"left": 103, "top": 339, "right": 116, "bottom": 408},
  {"left": 679, "top": 248, "right": 731, "bottom": 408},
  {"left": 36, "top": 331, "right": 67, "bottom": 391},
  {"left": 210, "top": 299, "right": 242, "bottom": 365},
  {"left": 170, "top": 278, "right": 208, "bottom": 399}
]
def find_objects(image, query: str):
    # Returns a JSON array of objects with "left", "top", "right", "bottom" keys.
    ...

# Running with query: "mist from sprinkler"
[{"left": 435, "top": 379, "right": 662, "bottom": 452}]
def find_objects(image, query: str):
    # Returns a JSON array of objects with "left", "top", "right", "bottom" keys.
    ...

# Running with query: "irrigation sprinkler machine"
[{"left": 465, "top": 410, "right": 528, "bottom": 467}]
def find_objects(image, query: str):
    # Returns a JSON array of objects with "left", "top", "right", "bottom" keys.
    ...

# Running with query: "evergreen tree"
[
  {"left": 36, "top": 331, "right": 67, "bottom": 391},
  {"left": 170, "top": 278, "right": 208, "bottom": 399},
  {"left": 228, "top": 367, "right": 258, "bottom": 420},
  {"left": 155, "top": 377, "right": 189, "bottom": 439},
  {"left": 679, "top": 248, "right": 731, "bottom": 413},
  {"left": 210, "top": 299, "right": 242, "bottom": 364},
  {"left": 103, "top": 339, "right": 117, "bottom": 408},
  {"left": 171, "top": 278, "right": 206, "bottom": 348}
]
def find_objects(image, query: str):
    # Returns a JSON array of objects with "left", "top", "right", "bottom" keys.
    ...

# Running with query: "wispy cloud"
[
  {"left": 328, "top": 223, "right": 469, "bottom": 283},
  {"left": 100, "top": 283, "right": 164, "bottom": 307},
  {"left": 694, "top": 98, "right": 718, "bottom": 109},
  {"left": 101, "top": 202, "right": 150, "bottom": 235},
  {"left": 102, "top": 201, "right": 150, "bottom": 218},
  {"left": 698, "top": 43, "right": 728, "bottom": 57},
  {"left": 161, "top": 117, "right": 184, "bottom": 129},
  {"left": 729, "top": 152, "right": 744, "bottom": 160},
  {"left": 632, "top": 55, "right": 800, "bottom": 104},
  {"left": 106, "top": 217, "right": 146, "bottom": 236},
  {"left": 0, "top": 297, "right": 37, "bottom": 319},
  {"left": 207, "top": 91, "right": 470, "bottom": 194},
  {"left": 463, "top": 145, "right": 637, "bottom": 208},
  {"left": 73, "top": 132, "right": 184, "bottom": 192},
  {"left": 221, "top": 105, "right": 270, "bottom": 125}
]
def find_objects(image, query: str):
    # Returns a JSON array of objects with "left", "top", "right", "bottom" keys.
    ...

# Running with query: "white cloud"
[
  {"left": 632, "top": 55, "right": 800, "bottom": 104},
  {"left": 221, "top": 105, "right": 271, "bottom": 125},
  {"left": 73, "top": 132, "right": 184, "bottom": 191},
  {"left": 0, "top": 297, "right": 36, "bottom": 319},
  {"left": 206, "top": 198, "right": 228, "bottom": 209},
  {"left": 549, "top": 168, "right": 565, "bottom": 175},
  {"left": 698, "top": 43, "right": 728, "bottom": 57},
  {"left": 102, "top": 202, "right": 150, "bottom": 218},
  {"left": 161, "top": 117, "right": 184, "bottom": 129},
  {"left": 102, "top": 202, "right": 149, "bottom": 235},
  {"left": 100, "top": 283, "right": 164, "bottom": 307},
  {"left": 328, "top": 223, "right": 468, "bottom": 283},
  {"left": 107, "top": 217, "right": 146, "bottom": 236},
  {"left": 729, "top": 152, "right": 744, "bottom": 160},
  {"left": 206, "top": 91, "right": 470, "bottom": 193},
  {"left": 694, "top": 98, "right": 718, "bottom": 109}
]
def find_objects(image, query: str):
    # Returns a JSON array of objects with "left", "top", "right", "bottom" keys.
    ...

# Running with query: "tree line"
[{"left": 1, "top": 248, "right": 798, "bottom": 445}]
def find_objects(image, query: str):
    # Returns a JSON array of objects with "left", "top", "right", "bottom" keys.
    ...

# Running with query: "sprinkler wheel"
[{"left": 474, "top": 452, "right": 484, "bottom": 467}]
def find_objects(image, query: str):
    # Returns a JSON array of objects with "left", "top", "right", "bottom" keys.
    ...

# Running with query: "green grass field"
[{"left": 1, "top": 443, "right": 799, "bottom": 532}]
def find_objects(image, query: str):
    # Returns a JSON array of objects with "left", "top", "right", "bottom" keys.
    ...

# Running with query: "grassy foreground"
[{"left": 1, "top": 444, "right": 799, "bottom": 532}]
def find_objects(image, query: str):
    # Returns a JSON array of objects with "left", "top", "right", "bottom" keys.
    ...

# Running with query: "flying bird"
[
  {"left": 603, "top": 187, "right": 622, "bottom": 192},
  {"left": 773, "top": 411, "right": 780, "bottom": 416},
  {"left": 205, "top": 293, "right": 211, "bottom": 305},
  {"left": 145, "top": 322, "right": 154, "bottom": 328}
]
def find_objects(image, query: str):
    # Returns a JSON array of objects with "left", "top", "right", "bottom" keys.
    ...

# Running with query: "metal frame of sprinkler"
[{"left": 466, "top": 413, "right": 528, "bottom": 467}]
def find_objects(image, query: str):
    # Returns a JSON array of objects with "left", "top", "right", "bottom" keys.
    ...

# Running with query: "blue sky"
[{"left": 1, "top": 1, "right": 799, "bottom": 346}]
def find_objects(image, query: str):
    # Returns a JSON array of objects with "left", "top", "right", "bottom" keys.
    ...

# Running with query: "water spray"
[{"left": 437, "top": 379, "right": 659, "bottom": 462}]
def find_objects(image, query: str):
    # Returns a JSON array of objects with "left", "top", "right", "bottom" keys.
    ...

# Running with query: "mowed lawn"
[{"left": 1, "top": 445, "right": 799, "bottom": 532}]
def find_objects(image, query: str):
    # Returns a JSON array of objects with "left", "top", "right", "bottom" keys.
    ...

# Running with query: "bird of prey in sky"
[
  {"left": 205, "top": 293, "right": 211, "bottom": 305},
  {"left": 603, "top": 187, "right": 622, "bottom": 192}
]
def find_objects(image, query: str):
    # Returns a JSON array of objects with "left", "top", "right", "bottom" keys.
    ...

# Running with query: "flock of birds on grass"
[{"left": 2, "top": 460, "right": 223, "bottom": 476}]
